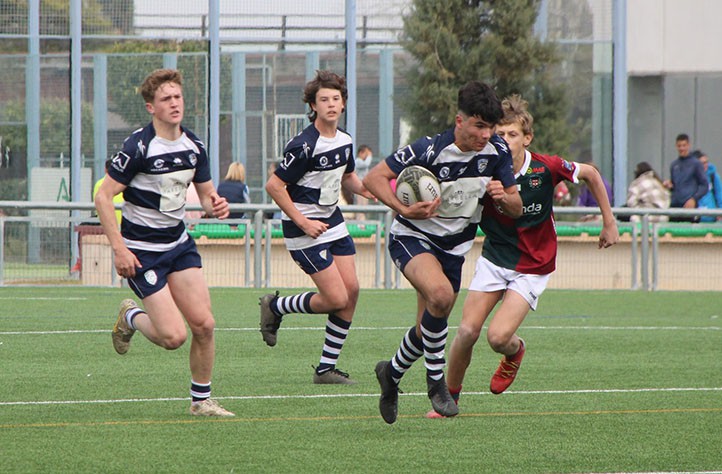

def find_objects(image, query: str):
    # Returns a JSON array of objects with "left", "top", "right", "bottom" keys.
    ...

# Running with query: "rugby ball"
[{"left": 395, "top": 165, "right": 441, "bottom": 206}]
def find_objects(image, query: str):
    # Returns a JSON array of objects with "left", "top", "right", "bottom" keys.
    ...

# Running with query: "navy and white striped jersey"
[
  {"left": 107, "top": 123, "right": 211, "bottom": 252},
  {"left": 386, "top": 128, "right": 516, "bottom": 257},
  {"left": 275, "top": 124, "right": 355, "bottom": 250}
]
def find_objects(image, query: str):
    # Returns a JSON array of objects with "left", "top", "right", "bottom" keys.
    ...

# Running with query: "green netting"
[
  {"left": 347, "top": 224, "right": 378, "bottom": 238},
  {"left": 188, "top": 223, "right": 246, "bottom": 239},
  {"left": 656, "top": 226, "right": 722, "bottom": 237}
]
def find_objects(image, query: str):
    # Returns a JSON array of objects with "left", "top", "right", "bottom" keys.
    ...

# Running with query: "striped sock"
[
  {"left": 420, "top": 310, "right": 448, "bottom": 381},
  {"left": 316, "top": 314, "right": 351, "bottom": 373},
  {"left": 190, "top": 380, "right": 211, "bottom": 402},
  {"left": 125, "top": 306, "right": 144, "bottom": 330},
  {"left": 272, "top": 292, "right": 316, "bottom": 316},
  {"left": 390, "top": 326, "right": 424, "bottom": 384}
]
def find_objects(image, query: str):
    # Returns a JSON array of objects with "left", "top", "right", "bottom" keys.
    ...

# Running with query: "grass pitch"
[{"left": 0, "top": 287, "right": 720, "bottom": 473}]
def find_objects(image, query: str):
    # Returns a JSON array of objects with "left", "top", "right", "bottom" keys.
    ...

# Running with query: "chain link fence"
[{"left": 0, "top": 0, "right": 623, "bottom": 287}]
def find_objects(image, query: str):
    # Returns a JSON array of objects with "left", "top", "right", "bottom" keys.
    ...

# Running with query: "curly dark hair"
[{"left": 303, "top": 70, "right": 347, "bottom": 122}]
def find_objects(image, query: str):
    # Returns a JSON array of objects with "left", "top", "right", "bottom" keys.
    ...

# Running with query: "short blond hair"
[
  {"left": 499, "top": 94, "right": 534, "bottom": 137},
  {"left": 224, "top": 162, "right": 246, "bottom": 182},
  {"left": 140, "top": 69, "right": 183, "bottom": 103}
]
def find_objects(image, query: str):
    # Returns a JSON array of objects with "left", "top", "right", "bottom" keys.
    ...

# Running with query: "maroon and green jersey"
[{"left": 480, "top": 150, "right": 579, "bottom": 275}]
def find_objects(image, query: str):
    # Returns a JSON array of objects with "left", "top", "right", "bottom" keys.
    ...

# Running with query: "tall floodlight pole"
[
  {"left": 613, "top": 0, "right": 628, "bottom": 206},
  {"left": 70, "top": 0, "right": 82, "bottom": 268},
  {"left": 208, "top": 0, "right": 221, "bottom": 184},
  {"left": 345, "top": 0, "right": 357, "bottom": 144}
]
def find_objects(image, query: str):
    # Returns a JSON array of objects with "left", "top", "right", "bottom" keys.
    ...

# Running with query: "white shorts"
[{"left": 468, "top": 255, "right": 552, "bottom": 310}]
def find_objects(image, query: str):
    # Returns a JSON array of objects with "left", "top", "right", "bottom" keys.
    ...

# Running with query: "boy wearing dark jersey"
[
  {"left": 259, "top": 70, "right": 374, "bottom": 384},
  {"left": 431, "top": 95, "right": 619, "bottom": 417},
  {"left": 95, "top": 69, "right": 234, "bottom": 416},
  {"left": 364, "top": 82, "right": 523, "bottom": 423}
]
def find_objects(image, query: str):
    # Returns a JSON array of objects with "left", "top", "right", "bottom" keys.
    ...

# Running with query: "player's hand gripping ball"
[{"left": 395, "top": 165, "right": 441, "bottom": 206}]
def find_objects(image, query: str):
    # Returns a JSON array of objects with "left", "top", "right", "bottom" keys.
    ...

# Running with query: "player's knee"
[
  {"left": 425, "top": 286, "right": 455, "bottom": 316},
  {"left": 160, "top": 332, "right": 187, "bottom": 350},
  {"left": 345, "top": 281, "right": 360, "bottom": 306},
  {"left": 486, "top": 330, "right": 513, "bottom": 353},
  {"left": 189, "top": 315, "right": 216, "bottom": 339},
  {"left": 325, "top": 291, "right": 349, "bottom": 313},
  {"left": 457, "top": 322, "right": 482, "bottom": 346}
]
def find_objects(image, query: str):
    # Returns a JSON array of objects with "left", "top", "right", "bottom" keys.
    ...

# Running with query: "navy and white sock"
[
  {"left": 390, "top": 326, "right": 424, "bottom": 384},
  {"left": 190, "top": 380, "right": 211, "bottom": 403},
  {"left": 272, "top": 292, "right": 316, "bottom": 316},
  {"left": 125, "top": 306, "right": 145, "bottom": 330},
  {"left": 316, "top": 313, "right": 351, "bottom": 374},
  {"left": 420, "top": 310, "right": 448, "bottom": 381}
]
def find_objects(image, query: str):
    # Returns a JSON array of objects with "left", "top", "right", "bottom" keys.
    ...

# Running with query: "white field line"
[
  {"left": 0, "top": 296, "right": 88, "bottom": 300},
  {"left": 0, "top": 325, "right": 720, "bottom": 336},
  {"left": 1, "top": 386, "right": 721, "bottom": 407}
]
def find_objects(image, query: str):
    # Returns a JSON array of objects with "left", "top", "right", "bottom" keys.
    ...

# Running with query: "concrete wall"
[{"left": 627, "top": 0, "right": 722, "bottom": 75}]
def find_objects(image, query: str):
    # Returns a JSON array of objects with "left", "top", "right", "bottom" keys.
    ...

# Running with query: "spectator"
[
  {"left": 217, "top": 162, "right": 250, "bottom": 219},
  {"left": 663, "top": 134, "right": 707, "bottom": 222},
  {"left": 354, "top": 144, "right": 373, "bottom": 181},
  {"left": 626, "top": 161, "right": 670, "bottom": 222},
  {"left": 577, "top": 161, "right": 613, "bottom": 221},
  {"left": 553, "top": 181, "right": 572, "bottom": 206},
  {"left": 695, "top": 152, "right": 722, "bottom": 222},
  {"left": 577, "top": 161, "right": 613, "bottom": 207}
]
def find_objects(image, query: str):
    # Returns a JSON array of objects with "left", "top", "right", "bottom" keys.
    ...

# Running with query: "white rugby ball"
[{"left": 395, "top": 165, "right": 441, "bottom": 206}]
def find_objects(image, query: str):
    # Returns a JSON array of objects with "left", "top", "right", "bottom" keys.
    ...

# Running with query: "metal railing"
[{"left": 2, "top": 201, "right": 722, "bottom": 291}]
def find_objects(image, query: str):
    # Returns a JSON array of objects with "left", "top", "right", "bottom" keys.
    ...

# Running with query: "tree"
[
  {"left": 103, "top": 41, "right": 209, "bottom": 130},
  {"left": 401, "top": 0, "right": 572, "bottom": 156},
  {"left": 0, "top": 0, "right": 135, "bottom": 52}
]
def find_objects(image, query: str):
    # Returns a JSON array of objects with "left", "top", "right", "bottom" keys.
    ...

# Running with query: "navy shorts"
[
  {"left": 388, "top": 233, "right": 465, "bottom": 292},
  {"left": 127, "top": 237, "right": 202, "bottom": 299},
  {"left": 289, "top": 235, "right": 356, "bottom": 275}
]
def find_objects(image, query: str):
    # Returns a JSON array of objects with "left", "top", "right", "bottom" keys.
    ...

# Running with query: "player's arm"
[
  {"left": 194, "top": 180, "right": 229, "bottom": 219},
  {"left": 486, "top": 180, "right": 522, "bottom": 218},
  {"left": 93, "top": 175, "right": 141, "bottom": 277},
  {"left": 577, "top": 163, "right": 619, "bottom": 248},
  {"left": 265, "top": 173, "right": 328, "bottom": 238},
  {"left": 342, "top": 172, "right": 375, "bottom": 200},
  {"left": 363, "top": 161, "right": 439, "bottom": 219}
]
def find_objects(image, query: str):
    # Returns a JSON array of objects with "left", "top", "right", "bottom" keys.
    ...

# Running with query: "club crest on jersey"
[
  {"left": 477, "top": 159, "right": 488, "bottom": 174},
  {"left": 189, "top": 153, "right": 197, "bottom": 166},
  {"left": 529, "top": 176, "right": 542, "bottom": 188},
  {"left": 144, "top": 270, "right": 158, "bottom": 286}
]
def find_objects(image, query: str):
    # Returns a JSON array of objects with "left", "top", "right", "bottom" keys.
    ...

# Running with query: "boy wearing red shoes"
[{"left": 430, "top": 95, "right": 619, "bottom": 417}]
